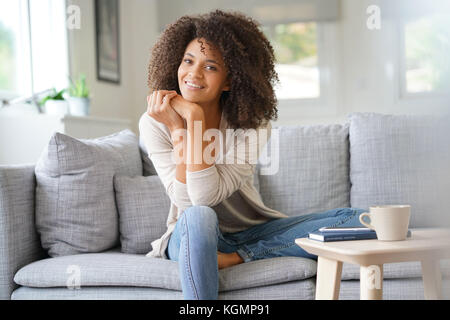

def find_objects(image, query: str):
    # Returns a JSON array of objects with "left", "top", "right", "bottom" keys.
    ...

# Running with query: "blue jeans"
[{"left": 166, "top": 206, "right": 367, "bottom": 300}]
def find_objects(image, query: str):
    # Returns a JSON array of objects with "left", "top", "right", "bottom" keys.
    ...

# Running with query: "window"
[
  {"left": 155, "top": 0, "right": 340, "bottom": 115},
  {"left": 0, "top": 0, "right": 68, "bottom": 104},
  {"left": 0, "top": 0, "right": 31, "bottom": 99},
  {"left": 260, "top": 21, "right": 338, "bottom": 116},
  {"left": 262, "top": 22, "right": 319, "bottom": 100},
  {"left": 401, "top": 13, "right": 450, "bottom": 97}
]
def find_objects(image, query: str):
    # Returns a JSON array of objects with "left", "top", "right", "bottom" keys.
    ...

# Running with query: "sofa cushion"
[
  {"left": 11, "top": 279, "right": 316, "bottom": 300},
  {"left": 257, "top": 124, "right": 351, "bottom": 216},
  {"left": 339, "top": 278, "right": 450, "bottom": 300},
  {"left": 341, "top": 259, "right": 450, "bottom": 280},
  {"left": 114, "top": 175, "right": 170, "bottom": 254},
  {"left": 349, "top": 112, "right": 450, "bottom": 228},
  {"left": 35, "top": 130, "right": 142, "bottom": 257},
  {"left": 139, "top": 135, "right": 157, "bottom": 176},
  {"left": 13, "top": 252, "right": 317, "bottom": 292}
]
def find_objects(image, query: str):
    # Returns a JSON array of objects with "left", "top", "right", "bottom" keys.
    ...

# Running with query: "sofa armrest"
[{"left": 0, "top": 164, "right": 47, "bottom": 300}]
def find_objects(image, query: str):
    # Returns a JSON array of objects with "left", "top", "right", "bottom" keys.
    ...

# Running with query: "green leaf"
[
  {"left": 67, "top": 73, "right": 90, "bottom": 98},
  {"left": 38, "top": 87, "right": 65, "bottom": 106}
]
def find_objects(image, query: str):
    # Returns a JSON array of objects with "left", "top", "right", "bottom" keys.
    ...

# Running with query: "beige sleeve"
[
  {"left": 138, "top": 113, "right": 192, "bottom": 212},
  {"left": 186, "top": 121, "right": 272, "bottom": 207}
]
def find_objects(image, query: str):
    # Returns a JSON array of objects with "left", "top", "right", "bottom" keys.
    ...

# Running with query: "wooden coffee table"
[{"left": 295, "top": 228, "right": 450, "bottom": 300}]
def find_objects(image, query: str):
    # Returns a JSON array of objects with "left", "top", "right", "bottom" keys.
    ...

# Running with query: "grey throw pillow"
[
  {"left": 349, "top": 112, "right": 450, "bottom": 228},
  {"left": 35, "top": 130, "right": 143, "bottom": 257},
  {"left": 114, "top": 175, "right": 170, "bottom": 254}
]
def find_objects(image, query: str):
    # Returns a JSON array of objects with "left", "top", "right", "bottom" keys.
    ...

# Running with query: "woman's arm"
[
  {"left": 185, "top": 120, "right": 272, "bottom": 207},
  {"left": 170, "top": 95, "right": 271, "bottom": 207},
  {"left": 170, "top": 121, "right": 187, "bottom": 184},
  {"left": 185, "top": 109, "right": 215, "bottom": 173},
  {"left": 139, "top": 113, "right": 192, "bottom": 211},
  {"left": 153, "top": 92, "right": 271, "bottom": 208},
  {"left": 142, "top": 91, "right": 211, "bottom": 210},
  {"left": 169, "top": 95, "right": 216, "bottom": 174}
]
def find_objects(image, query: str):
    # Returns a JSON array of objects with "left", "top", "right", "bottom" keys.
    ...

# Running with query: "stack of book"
[{"left": 308, "top": 227, "right": 412, "bottom": 242}]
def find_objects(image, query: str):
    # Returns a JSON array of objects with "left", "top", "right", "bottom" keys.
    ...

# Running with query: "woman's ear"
[{"left": 222, "top": 78, "right": 231, "bottom": 92}]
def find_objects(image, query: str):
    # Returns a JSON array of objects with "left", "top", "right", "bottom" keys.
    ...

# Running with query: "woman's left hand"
[{"left": 170, "top": 94, "right": 202, "bottom": 120}]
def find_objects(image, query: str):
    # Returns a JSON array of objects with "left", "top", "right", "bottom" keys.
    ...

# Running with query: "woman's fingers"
[
  {"left": 146, "top": 91, "right": 183, "bottom": 128},
  {"left": 157, "top": 91, "right": 176, "bottom": 108},
  {"left": 147, "top": 92, "right": 153, "bottom": 114},
  {"left": 147, "top": 90, "right": 178, "bottom": 116},
  {"left": 156, "top": 91, "right": 164, "bottom": 111},
  {"left": 150, "top": 91, "right": 157, "bottom": 112},
  {"left": 163, "top": 92, "right": 178, "bottom": 104}
]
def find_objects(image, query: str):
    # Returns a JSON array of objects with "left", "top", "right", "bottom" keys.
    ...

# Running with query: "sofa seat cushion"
[
  {"left": 11, "top": 280, "right": 316, "bottom": 300},
  {"left": 14, "top": 252, "right": 316, "bottom": 292},
  {"left": 341, "top": 259, "right": 450, "bottom": 280}
]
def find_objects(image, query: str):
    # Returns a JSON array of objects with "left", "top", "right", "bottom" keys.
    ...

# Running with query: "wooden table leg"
[
  {"left": 360, "top": 264, "right": 383, "bottom": 300},
  {"left": 315, "top": 256, "right": 343, "bottom": 300},
  {"left": 421, "top": 260, "right": 443, "bottom": 300}
]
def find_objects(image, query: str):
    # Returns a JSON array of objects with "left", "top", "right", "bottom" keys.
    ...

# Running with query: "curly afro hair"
[{"left": 147, "top": 9, "right": 279, "bottom": 130}]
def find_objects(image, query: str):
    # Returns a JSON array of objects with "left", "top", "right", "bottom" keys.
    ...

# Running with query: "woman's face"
[{"left": 178, "top": 38, "right": 230, "bottom": 107}]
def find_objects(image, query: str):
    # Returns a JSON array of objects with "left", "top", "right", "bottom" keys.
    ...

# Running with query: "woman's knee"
[{"left": 180, "top": 205, "right": 219, "bottom": 237}]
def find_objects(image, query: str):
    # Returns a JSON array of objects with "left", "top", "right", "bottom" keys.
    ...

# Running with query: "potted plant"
[
  {"left": 67, "top": 74, "right": 90, "bottom": 116},
  {"left": 39, "top": 88, "right": 69, "bottom": 116}
]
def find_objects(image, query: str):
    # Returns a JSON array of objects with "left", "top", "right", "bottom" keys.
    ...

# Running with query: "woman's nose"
[{"left": 188, "top": 65, "right": 203, "bottom": 78}]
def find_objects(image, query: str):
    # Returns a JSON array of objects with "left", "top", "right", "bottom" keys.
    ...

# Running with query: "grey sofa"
[{"left": 1, "top": 112, "right": 449, "bottom": 300}]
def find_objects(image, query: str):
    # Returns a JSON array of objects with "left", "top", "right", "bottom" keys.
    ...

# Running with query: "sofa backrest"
[
  {"left": 256, "top": 123, "right": 351, "bottom": 217},
  {"left": 98, "top": 112, "right": 450, "bottom": 245},
  {"left": 0, "top": 165, "right": 48, "bottom": 299},
  {"left": 348, "top": 112, "right": 450, "bottom": 228}
]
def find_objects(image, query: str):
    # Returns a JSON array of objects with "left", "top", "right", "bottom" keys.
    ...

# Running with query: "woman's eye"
[{"left": 183, "top": 59, "right": 216, "bottom": 70}]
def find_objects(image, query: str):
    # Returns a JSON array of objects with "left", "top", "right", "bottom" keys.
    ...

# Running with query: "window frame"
[
  {"left": 273, "top": 21, "right": 339, "bottom": 120},
  {"left": 0, "top": 0, "right": 69, "bottom": 106},
  {"left": 0, "top": 0, "right": 33, "bottom": 101},
  {"left": 398, "top": 17, "right": 450, "bottom": 101}
]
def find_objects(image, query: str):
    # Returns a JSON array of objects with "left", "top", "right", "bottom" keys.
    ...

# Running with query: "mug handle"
[{"left": 359, "top": 212, "right": 375, "bottom": 230}]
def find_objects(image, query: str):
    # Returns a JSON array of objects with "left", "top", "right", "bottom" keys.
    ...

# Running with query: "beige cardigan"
[{"left": 138, "top": 110, "right": 288, "bottom": 259}]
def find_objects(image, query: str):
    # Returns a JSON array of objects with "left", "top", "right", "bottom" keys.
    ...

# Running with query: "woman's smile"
[{"left": 184, "top": 80, "right": 205, "bottom": 90}]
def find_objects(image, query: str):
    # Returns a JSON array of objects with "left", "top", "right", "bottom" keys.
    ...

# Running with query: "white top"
[{"left": 138, "top": 110, "right": 288, "bottom": 259}]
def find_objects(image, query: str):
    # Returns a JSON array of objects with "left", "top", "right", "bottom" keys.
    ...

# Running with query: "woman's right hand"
[{"left": 147, "top": 90, "right": 185, "bottom": 131}]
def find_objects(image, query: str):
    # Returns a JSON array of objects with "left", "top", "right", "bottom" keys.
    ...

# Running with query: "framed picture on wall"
[{"left": 95, "top": 0, "right": 120, "bottom": 84}]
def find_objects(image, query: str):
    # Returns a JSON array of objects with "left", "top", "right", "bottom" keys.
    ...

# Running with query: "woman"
[{"left": 139, "top": 10, "right": 365, "bottom": 300}]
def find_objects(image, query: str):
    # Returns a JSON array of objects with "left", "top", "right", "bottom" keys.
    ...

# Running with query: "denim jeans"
[{"left": 166, "top": 206, "right": 367, "bottom": 300}]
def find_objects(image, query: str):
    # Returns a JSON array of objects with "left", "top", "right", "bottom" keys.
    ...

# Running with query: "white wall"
[
  {"left": 274, "top": 0, "right": 450, "bottom": 126},
  {"left": 67, "top": 0, "right": 158, "bottom": 134},
  {"left": 67, "top": 0, "right": 450, "bottom": 132},
  {"left": 339, "top": 0, "right": 449, "bottom": 115}
]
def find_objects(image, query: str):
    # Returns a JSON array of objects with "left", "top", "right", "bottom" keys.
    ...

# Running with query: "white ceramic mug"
[{"left": 359, "top": 205, "right": 411, "bottom": 241}]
